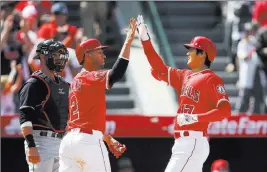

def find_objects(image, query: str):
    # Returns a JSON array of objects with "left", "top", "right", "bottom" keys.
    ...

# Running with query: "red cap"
[
  {"left": 184, "top": 36, "right": 217, "bottom": 62},
  {"left": 22, "top": 5, "right": 37, "bottom": 20},
  {"left": 75, "top": 39, "right": 108, "bottom": 64},
  {"left": 211, "top": 159, "right": 229, "bottom": 171}
]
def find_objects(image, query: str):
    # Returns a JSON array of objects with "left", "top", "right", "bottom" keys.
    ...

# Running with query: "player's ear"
[
  {"left": 197, "top": 50, "right": 206, "bottom": 61},
  {"left": 88, "top": 51, "right": 95, "bottom": 59},
  {"left": 83, "top": 52, "right": 91, "bottom": 62}
]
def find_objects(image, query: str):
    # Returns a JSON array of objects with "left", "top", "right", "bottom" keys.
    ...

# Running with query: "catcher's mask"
[{"left": 34, "top": 39, "right": 69, "bottom": 72}]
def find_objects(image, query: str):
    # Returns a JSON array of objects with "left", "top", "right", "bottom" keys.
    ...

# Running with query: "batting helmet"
[
  {"left": 75, "top": 39, "right": 108, "bottom": 65},
  {"left": 184, "top": 36, "right": 217, "bottom": 62},
  {"left": 211, "top": 159, "right": 229, "bottom": 171}
]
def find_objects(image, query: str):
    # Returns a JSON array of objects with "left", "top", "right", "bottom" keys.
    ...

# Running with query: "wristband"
[{"left": 25, "top": 134, "right": 36, "bottom": 148}]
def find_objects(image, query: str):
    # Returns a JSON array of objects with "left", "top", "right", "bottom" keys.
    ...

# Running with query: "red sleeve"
[
  {"left": 38, "top": 25, "right": 51, "bottom": 39},
  {"left": 207, "top": 75, "right": 229, "bottom": 108},
  {"left": 141, "top": 40, "right": 168, "bottom": 73},
  {"left": 68, "top": 25, "right": 78, "bottom": 36},
  {"left": 38, "top": 23, "right": 58, "bottom": 39},
  {"left": 151, "top": 68, "right": 160, "bottom": 80},
  {"left": 14, "top": 1, "right": 28, "bottom": 12},
  {"left": 151, "top": 66, "right": 188, "bottom": 89},
  {"left": 167, "top": 67, "right": 187, "bottom": 88},
  {"left": 252, "top": 2, "right": 260, "bottom": 21},
  {"left": 197, "top": 75, "right": 231, "bottom": 122},
  {"left": 198, "top": 103, "right": 231, "bottom": 122}
]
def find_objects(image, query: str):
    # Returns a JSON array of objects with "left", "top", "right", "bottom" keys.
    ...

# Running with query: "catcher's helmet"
[
  {"left": 34, "top": 39, "right": 69, "bottom": 72},
  {"left": 184, "top": 36, "right": 217, "bottom": 62},
  {"left": 75, "top": 39, "right": 108, "bottom": 65}
]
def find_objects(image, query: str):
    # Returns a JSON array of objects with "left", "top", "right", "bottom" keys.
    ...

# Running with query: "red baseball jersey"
[
  {"left": 167, "top": 67, "right": 229, "bottom": 133},
  {"left": 67, "top": 69, "right": 110, "bottom": 133}
]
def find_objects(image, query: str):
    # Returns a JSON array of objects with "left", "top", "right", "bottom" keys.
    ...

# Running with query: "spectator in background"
[
  {"left": 1, "top": 2, "right": 31, "bottom": 113},
  {"left": 14, "top": 0, "right": 52, "bottom": 25},
  {"left": 28, "top": 2, "right": 82, "bottom": 81},
  {"left": 63, "top": 47, "right": 82, "bottom": 83},
  {"left": 37, "top": 2, "right": 81, "bottom": 48},
  {"left": 17, "top": 5, "right": 38, "bottom": 56},
  {"left": 252, "top": 1, "right": 267, "bottom": 28},
  {"left": 1, "top": 13, "right": 24, "bottom": 76},
  {"left": 256, "top": 26, "right": 267, "bottom": 78},
  {"left": 224, "top": 1, "right": 254, "bottom": 73},
  {"left": 1, "top": 61, "right": 23, "bottom": 116},
  {"left": 80, "top": 1, "right": 108, "bottom": 39},
  {"left": 211, "top": 159, "right": 229, "bottom": 172},
  {"left": 1, "top": 1, "right": 18, "bottom": 51},
  {"left": 1, "top": 2, "right": 15, "bottom": 30},
  {"left": 117, "top": 157, "right": 134, "bottom": 172},
  {"left": 235, "top": 22, "right": 265, "bottom": 114},
  {"left": 255, "top": 26, "right": 267, "bottom": 113},
  {"left": 0, "top": 1, "right": 83, "bottom": 116}
]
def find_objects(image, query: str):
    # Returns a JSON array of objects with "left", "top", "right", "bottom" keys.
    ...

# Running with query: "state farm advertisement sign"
[
  {"left": 1, "top": 114, "right": 267, "bottom": 138},
  {"left": 207, "top": 116, "right": 267, "bottom": 137}
]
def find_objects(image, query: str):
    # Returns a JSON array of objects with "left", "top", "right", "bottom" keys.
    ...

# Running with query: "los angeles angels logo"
[{"left": 216, "top": 85, "right": 226, "bottom": 95}]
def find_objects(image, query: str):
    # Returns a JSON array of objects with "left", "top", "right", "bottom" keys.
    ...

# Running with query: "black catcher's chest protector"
[{"left": 32, "top": 71, "right": 69, "bottom": 132}]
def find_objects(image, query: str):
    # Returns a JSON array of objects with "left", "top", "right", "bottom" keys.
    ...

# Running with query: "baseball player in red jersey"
[
  {"left": 58, "top": 18, "right": 137, "bottom": 172},
  {"left": 136, "top": 15, "right": 232, "bottom": 172}
]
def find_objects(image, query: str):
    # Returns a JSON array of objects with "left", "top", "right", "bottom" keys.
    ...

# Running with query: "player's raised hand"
[
  {"left": 136, "top": 15, "right": 151, "bottom": 41},
  {"left": 125, "top": 18, "right": 137, "bottom": 45},
  {"left": 27, "top": 147, "right": 41, "bottom": 164},
  {"left": 3, "top": 15, "right": 14, "bottom": 31}
]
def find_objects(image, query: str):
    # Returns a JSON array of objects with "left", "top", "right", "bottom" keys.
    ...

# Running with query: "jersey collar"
[{"left": 189, "top": 69, "right": 212, "bottom": 77}]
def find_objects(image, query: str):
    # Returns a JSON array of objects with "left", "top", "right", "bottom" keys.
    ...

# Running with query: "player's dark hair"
[
  {"left": 204, "top": 56, "right": 211, "bottom": 68},
  {"left": 196, "top": 49, "right": 211, "bottom": 68}
]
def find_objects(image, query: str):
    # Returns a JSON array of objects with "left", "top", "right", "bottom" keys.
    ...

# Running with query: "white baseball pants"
[
  {"left": 164, "top": 131, "right": 210, "bottom": 172},
  {"left": 59, "top": 129, "right": 111, "bottom": 172},
  {"left": 24, "top": 130, "right": 62, "bottom": 172}
]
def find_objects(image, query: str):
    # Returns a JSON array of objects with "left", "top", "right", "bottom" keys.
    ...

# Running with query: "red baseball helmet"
[
  {"left": 75, "top": 39, "right": 108, "bottom": 65},
  {"left": 211, "top": 159, "right": 229, "bottom": 171},
  {"left": 184, "top": 36, "right": 217, "bottom": 62}
]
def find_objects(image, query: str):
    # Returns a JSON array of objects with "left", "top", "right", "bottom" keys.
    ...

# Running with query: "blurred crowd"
[
  {"left": 223, "top": 1, "right": 267, "bottom": 114},
  {"left": 1, "top": 1, "right": 116, "bottom": 116}
]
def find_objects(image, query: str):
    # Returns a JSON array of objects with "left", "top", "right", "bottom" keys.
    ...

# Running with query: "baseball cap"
[
  {"left": 76, "top": 39, "right": 109, "bottom": 64},
  {"left": 80, "top": 39, "right": 108, "bottom": 51},
  {"left": 211, "top": 159, "right": 229, "bottom": 171},
  {"left": 51, "top": 2, "right": 68, "bottom": 15},
  {"left": 22, "top": 5, "right": 37, "bottom": 19}
]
